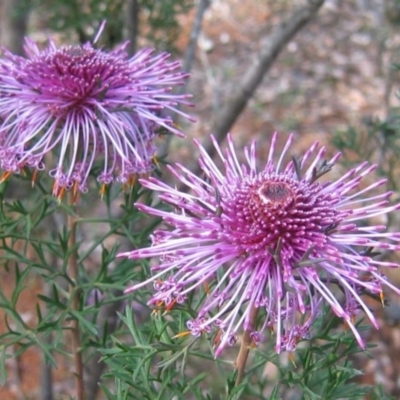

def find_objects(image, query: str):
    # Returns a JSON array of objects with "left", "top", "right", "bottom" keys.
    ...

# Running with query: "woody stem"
[{"left": 235, "top": 305, "right": 259, "bottom": 387}]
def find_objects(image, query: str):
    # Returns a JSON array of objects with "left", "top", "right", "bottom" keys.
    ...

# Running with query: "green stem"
[{"left": 68, "top": 192, "right": 85, "bottom": 400}]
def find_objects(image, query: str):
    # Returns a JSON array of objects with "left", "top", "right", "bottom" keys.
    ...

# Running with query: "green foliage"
[
  {"left": 141, "top": 0, "right": 193, "bottom": 49},
  {"left": 332, "top": 112, "right": 400, "bottom": 193},
  {"left": 98, "top": 300, "right": 392, "bottom": 400},
  {"left": 0, "top": 171, "right": 155, "bottom": 393},
  {"left": 101, "top": 306, "right": 209, "bottom": 399},
  {"left": 332, "top": 110, "right": 400, "bottom": 231},
  {"left": 29, "top": 0, "right": 194, "bottom": 50}
]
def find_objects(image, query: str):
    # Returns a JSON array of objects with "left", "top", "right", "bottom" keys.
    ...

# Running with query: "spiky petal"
[
  {"left": 119, "top": 133, "right": 400, "bottom": 355},
  {"left": 0, "top": 34, "right": 193, "bottom": 197}
]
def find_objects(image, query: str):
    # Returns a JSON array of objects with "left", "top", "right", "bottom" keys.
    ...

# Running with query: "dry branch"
[{"left": 188, "top": 0, "right": 326, "bottom": 179}]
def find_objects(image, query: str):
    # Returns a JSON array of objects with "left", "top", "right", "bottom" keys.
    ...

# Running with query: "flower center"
[
  {"left": 222, "top": 174, "right": 341, "bottom": 253},
  {"left": 258, "top": 182, "right": 294, "bottom": 205},
  {"left": 19, "top": 44, "right": 131, "bottom": 116}
]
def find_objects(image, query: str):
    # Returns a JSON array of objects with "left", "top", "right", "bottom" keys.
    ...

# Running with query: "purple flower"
[
  {"left": 0, "top": 30, "right": 193, "bottom": 199},
  {"left": 119, "top": 133, "right": 400, "bottom": 355}
]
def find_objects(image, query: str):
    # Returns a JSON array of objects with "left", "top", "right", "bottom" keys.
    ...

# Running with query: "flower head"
[
  {"left": 0, "top": 30, "right": 193, "bottom": 198},
  {"left": 120, "top": 133, "right": 400, "bottom": 355}
]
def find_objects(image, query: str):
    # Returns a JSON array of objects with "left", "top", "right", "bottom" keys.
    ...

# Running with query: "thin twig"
[
  {"left": 158, "top": 0, "right": 211, "bottom": 159},
  {"left": 41, "top": 353, "right": 53, "bottom": 400},
  {"left": 180, "top": 0, "right": 211, "bottom": 86},
  {"left": 40, "top": 212, "right": 66, "bottom": 400},
  {"left": 0, "top": 0, "right": 29, "bottom": 55},
  {"left": 125, "top": 0, "right": 139, "bottom": 56},
  {"left": 84, "top": 291, "right": 123, "bottom": 400},
  {"left": 41, "top": 279, "right": 55, "bottom": 400},
  {"left": 67, "top": 192, "right": 85, "bottom": 400},
  {"left": 10, "top": 344, "right": 26, "bottom": 400},
  {"left": 184, "top": 0, "right": 326, "bottom": 186},
  {"left": 235, "top": 305, "right": 259, "bottom": 387}
]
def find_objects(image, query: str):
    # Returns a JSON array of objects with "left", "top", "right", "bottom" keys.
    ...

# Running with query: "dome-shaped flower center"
[
  {"left": 20, "top": 45, "right": 131, "bottom": 115},
  {"left": 222, "top": 174, "right": 341, "bottom": 254}
]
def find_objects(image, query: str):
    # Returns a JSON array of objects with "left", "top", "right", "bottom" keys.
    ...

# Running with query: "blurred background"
[{"left": 2, "top": 0, "right": 400, "bottom": 398}]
